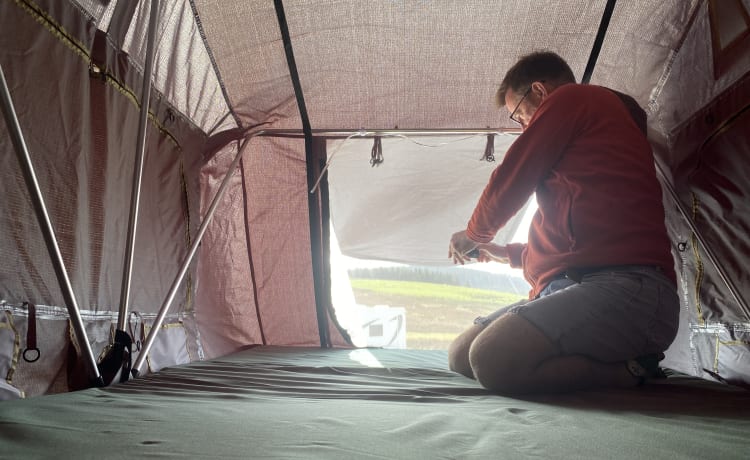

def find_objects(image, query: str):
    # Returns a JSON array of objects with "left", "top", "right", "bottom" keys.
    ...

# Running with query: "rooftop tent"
[{"left": 0, "top": 0, "right": 749, "bottom": 400}]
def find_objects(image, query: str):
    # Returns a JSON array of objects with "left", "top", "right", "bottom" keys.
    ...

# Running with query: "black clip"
[
  {"left": 88, "top": 62, "right": 107, "bottom": 82},
  {"left": 482, "top": 132, "right": 495, "bottom": 162},
  {"left": 370, "top": 136, "right": 383, "bottom": 167}
]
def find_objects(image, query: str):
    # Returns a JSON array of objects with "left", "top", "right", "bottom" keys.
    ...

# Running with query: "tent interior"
[{"left": 1, "top": 0, "right": 750, "bottom": 457}]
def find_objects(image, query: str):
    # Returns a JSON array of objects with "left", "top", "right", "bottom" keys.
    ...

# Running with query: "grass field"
[{"left": 349, "top": 279, "right": 526, "bottom": 350}]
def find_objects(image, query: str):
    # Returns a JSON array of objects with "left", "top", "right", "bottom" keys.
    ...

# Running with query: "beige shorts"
[{"left": 474, "top": 266, "right": 679, "bottom": 362}]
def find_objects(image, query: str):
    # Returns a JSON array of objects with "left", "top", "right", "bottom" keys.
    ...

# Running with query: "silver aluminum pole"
[
  {"left": 132, "top": 134, "right": 257, "bottom": 376},
  {"left": 655, "top": 158, "right": 750, "bottom": 319},
  {"left": 0, "top": 64, "right": 104, "bottom": 386},
  {"left": 257, "top": 128, "right": 520, "bottom": 138},
  {"left": 117, "top": 0, "right": 161, "bottom": 331}
]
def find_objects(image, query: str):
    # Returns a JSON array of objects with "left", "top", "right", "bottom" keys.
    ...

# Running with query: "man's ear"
[{"left": 531, "top": 81, "right": 549, "bottom": 99}]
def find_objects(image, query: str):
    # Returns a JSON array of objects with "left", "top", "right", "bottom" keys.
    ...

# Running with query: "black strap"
[
  {"left": 273, "top": 0, "right": 312, "bottom": 137},
  {"left": 581, "top": 0, "right": 617, "bottom": 84},
  {"left": 97, "top": 328, "right": 133, "bottom": 385},
  {"left": 22, "top": 302, "right": 40, "bottom": 363},
  {"left": 609, "top": 89, "right": 648, "bottom": 134},
  {"left": 274, "top": 0, "right": 330, "bottom": 347}
]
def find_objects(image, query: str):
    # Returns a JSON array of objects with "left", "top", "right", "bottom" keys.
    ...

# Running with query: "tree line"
[{"left": 348, "top": 266, "right": 530, "bottom": 296}]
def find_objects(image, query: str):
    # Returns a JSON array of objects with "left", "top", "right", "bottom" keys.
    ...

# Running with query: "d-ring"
[{"left": 23, "top": 347, "right": 40, "bottom": 363}]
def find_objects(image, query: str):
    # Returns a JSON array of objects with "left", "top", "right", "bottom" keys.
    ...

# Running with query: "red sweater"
[{"left": 467, "top": 84, "right": 676, "bottom": 298}]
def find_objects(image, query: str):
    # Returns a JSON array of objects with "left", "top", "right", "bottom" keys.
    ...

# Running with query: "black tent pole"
[
  {"left": 0, "top": 64, "right": 104, "bottom": 387},
  {"left": 274, "top": 0, "right": 331, "bottom": 348},
  {"left": 581, "top": 0, "right": 617, "bottom": 84}
]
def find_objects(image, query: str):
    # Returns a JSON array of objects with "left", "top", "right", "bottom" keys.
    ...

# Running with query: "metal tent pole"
[
  {"left": 131, "top": 134, "right": 258, "bottom": 377},
  {"left": 654, "top": 160, "right": 750, "bottom": 320},
  {"left": 116, "top": 0, "right": 161, "bottom": 333},
  {"left": 0, "top": 64, "right": 104, "bottom": 387},
  {"left": 95, "top": 0, "right": 161, "bottom": 385},
  {"left": 256, "top": 128, "right": 519, "bottom": 138}
]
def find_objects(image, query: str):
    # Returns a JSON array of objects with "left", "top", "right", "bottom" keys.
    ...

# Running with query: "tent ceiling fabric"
[
  {"left": 68, "top": 0, "right": 734, "bottom": 141},
  {"left": 69, "top": 0, "right": 706, "bottom": 137},
  {"left": 190, "top": 0, "right": 698, "bottom": 132},
  {"left": 283, "top": 0, "right": 600, "bottom": 130},
  {"left": 194, "top": 0, "right": 294, "bottom": 129}
]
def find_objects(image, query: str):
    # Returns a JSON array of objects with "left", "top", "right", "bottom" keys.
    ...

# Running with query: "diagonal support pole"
[
  {"left": 131, "top": 134, "right": 259, "bottom": 377},
  {"left": 0, "top": 64, "right": 104, "bottom": 387},
  {"left": 99, "top": 0, "right": 161, "bottom": 385},
  {"left": 117, "top": 0, "right": 161, "bottom": 334}
]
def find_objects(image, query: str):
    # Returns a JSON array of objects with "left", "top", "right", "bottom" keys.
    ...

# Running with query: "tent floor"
[{"left": 1, "top": 346, "right": 748, "bottom": 459}]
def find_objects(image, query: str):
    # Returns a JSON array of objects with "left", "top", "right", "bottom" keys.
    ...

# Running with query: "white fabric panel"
[
  {"left": 0, "top": 309, "right": 70, "bottom": 397},
  {"left": 138, "top": 323, "right": 191, "bottom": 373},
  {"left": 0, "top": 313, "right": 21, "bottom": 400},
  {"left": 329, "top": 135, "right": 529, "bottom": 265},
  {"left": 120, "top": 313, "right": 201, "bottom": 376},
  {"left": 0, "top": 381, "right": 23, "bottom": 401},
  {"left": 0, "top": 302, "right": 199, "bottom": 396}
]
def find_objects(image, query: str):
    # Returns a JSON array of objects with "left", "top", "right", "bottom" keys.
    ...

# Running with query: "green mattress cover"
[{"left": 0, "top": 346, "right": 748, "bottom": 459}]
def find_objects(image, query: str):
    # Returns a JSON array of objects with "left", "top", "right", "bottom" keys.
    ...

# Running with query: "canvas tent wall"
[{"left": 0, "top": 0, "right": 749, "bottom": 397}]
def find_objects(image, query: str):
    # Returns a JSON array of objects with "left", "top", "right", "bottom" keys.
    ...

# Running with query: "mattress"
[{"left": 0, "top": 346, "right": 748, "bottom": 459}]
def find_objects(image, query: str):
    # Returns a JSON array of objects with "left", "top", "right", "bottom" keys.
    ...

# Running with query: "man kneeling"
[{"left": 447, "top": 51, "right": 678, "bottom": 395}]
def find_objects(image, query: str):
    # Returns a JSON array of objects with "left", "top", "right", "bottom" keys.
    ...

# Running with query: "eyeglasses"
[{"left": 509, "top": 86, "right": 532, "bottom": 125}]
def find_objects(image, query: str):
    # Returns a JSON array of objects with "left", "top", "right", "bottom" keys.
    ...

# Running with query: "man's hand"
[
  {"left": 449, "top": 231, "right": 510, "bottom": 265},
  {"left": 475, "top": 242, "right": 510, "bottom": 264},
  {"left": 449, "top": 230, "right": 480, "bottom": 265}
]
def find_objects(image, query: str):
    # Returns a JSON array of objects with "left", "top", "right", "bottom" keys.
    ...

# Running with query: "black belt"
[{"left": 557, "top": 265, "right": 662, "bottom": 284}]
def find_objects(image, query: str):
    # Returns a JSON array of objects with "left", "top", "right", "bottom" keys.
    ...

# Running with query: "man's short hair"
[{"left": 496, "top": 51, "right": 576, "bottom": 107}]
